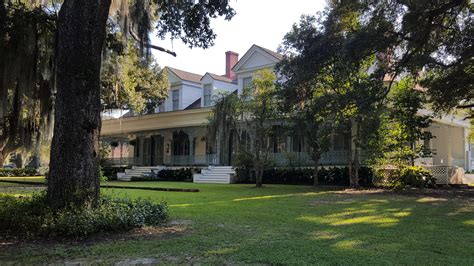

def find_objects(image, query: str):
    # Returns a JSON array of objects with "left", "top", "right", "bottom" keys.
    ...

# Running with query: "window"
[
  {"left": 172, "top": 90, "right": 179, "bottom": 111},
  {"left": 333, "top": 132, "right": 350, "bottom": 151},
  {"left": 272, "top": 126, "right": 287, "bottom": 153},
  {"left": 291, "top": 135, "right": 303, "bottom": 152},
  {"left": 242, "top": 77, "right": 252, "bottom": 90},
  {"left": 203, "top": 84, "right": 212, "bottom": 106}
]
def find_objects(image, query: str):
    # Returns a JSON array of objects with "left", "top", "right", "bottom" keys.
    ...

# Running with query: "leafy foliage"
[
  {"left": 377, "top": 166, "right": 436, "bottom": 189},
  {"left": 130, "top": 167, "right": 198, "bottom": 182},
  {"left": 375, "top": 77, "right": 433, "bottom": 167},
  {"left": 0, "top": 167, "right": 38, "bottom": 177},
  {"left": 0, "top": 192, "right": 168, "bottom": 238},
  {"left": 235, "top": 166, "right": 374, "bottom": 187},
  {"left": 277, "top": 3, "right": 387, "bottom": 187},
  {"left": 101, "top": 42, "right": 169, "bottom": 114},
  {"left": 230, "top": 69, "right": 281, "bottom": 187}
]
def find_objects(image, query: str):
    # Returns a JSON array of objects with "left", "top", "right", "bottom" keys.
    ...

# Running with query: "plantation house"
[{"left": 101, "top": 45, "right": 473, "bottom": 183}]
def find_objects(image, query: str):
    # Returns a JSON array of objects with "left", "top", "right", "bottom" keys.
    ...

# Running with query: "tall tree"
[
  {"left": 47, "top": 0, "right": 112, "bottom": 208},
  {"left": 242, "top": 69, "right": 280, "bottom": 187},
  {"left": 377, "top": 77, "right": 433, "bottom": 168},
  {"left": 210, "top": 69, "right": 279, "bottom": 187},
  {"left": 45, "top": 0, "right": 235, "bottom": 208},
  {"left": 0, "top": 2, "right": 56, "bottom": 167},
  {"left": 278, "top": 5, "right": 388, "bottom": 187}
]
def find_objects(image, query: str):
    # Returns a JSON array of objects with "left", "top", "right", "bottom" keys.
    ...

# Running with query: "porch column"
[
  {"left": 188, "top": 130, "right": 195, "bottom": 165},
  {"left": 465, "top": 127, "right": 472, "bottom": 171},
  {"left": 447, "top": 126, "right": 453, "bottom": 166}
]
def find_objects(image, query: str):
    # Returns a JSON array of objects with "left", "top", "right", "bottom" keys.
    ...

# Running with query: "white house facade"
[{"left": 101, "top": 44, "right": 473, "bottom": 181}]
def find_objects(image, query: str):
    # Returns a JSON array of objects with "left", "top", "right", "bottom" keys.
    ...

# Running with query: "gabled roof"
[
  {"left": 232, "top": 44, "right": 283, "bottom": 73},
  {"left": 201, "top": 72, "right": 235, "bottom": 83},
  {"left": 166, "top": 67, "right": 202, "bottom": 84},
  {"left": 254, "top": 44, "right": 283, "bottom": 60}
]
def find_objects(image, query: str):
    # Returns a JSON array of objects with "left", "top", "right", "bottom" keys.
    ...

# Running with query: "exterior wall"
[
  {"left": 159, "top": 84, "right": 181, "bottom": 112},
  {"left": 201, "top": 74, "right": 237, "bottom": 107},
  {"left": 181, "top": 82, "right": 202, "bottom": 109},
  {"left": 156, "top": 68, "right": 202, "bottom": 112},
  {"left": 426, "top": 122, "right": 467, "bottom": 168},
  {"left": 236, "top": 67, "right": 274, "bottom": 95}
]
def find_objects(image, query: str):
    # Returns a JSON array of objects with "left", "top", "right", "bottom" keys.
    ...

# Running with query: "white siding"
[
  {"left": 181, "top": 82, "right": 202, "bottom": 109},
  {"left": 158, "top": 84, "right": 181, "bottom": 112},
  {"left": 200, "top": 74, "right": 237, "bottom": 107}
]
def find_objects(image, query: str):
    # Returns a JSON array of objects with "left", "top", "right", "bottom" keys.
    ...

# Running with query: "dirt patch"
[{"left": 0, "top": 220, "right": 191, "bottom": 251}]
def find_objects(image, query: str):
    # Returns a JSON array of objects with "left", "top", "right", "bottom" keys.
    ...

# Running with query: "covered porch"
[{"left": 101, "top": 108, "right": 217, "bottom": 167}]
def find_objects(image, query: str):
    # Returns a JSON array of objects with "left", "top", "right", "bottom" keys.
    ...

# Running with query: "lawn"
[{"left": 1, "top": 181, "right": 474, "bottom": 264}]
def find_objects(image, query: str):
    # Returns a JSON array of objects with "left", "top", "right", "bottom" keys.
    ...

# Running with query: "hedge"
[
  {"left": 130, "top": 168, "right": 200, "bottom": 182},
  {"left": 0, "top": 168, "right": 39, "bottom": 177},
  {"left": 235, "top": 166, "right": 374, "bottom": 186}
]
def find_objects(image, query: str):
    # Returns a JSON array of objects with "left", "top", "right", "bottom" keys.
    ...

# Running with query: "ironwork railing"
[
  {"left": 268, "top": 151, "right": 351, "bottom": 167},
  {"left": 103, "top": 157, "right": 136, "bottom": 167},
  {"left": 165, "top": 154, "right": 217, "bottom": 166}
]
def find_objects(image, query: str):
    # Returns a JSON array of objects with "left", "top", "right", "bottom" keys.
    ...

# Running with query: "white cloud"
[{"left": 150, "top": 0, "right": 326, "bottom": 75}]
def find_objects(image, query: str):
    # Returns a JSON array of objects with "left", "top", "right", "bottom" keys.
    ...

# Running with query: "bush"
[
  {"left": 0, "top": 168, "right": 39, "bottom": 177},
  {"left": 0, "top": 193, "right": 168, "bottom": 238},
  {"left": 101, "top": 166, "right": 127, "bottom": 181},
  {"left": 389, "top": 166, "right": 435, "bottom": 189},
  {"left": 235, "top": 166, "right": 374, "bottom": 187},
  {"left": 99, "top": 166, "right": 108, "bottom": 182},
  {"left": 130, "top": 168, "right": 199, "bottom": 182}
]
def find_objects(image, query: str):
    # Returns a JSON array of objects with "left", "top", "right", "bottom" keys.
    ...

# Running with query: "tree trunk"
[
  {"left": 255, "top": 165, "right": 263, "bottom": 187},
  {"left": 350, "top": 121, "right": 360, "bottom": 188},
  {"left": 312, "top": 153, "right": 320, "bottom": 186},
  {"left": 47, "top": 0, "right": 111, "bottom": 209},
  {"left": 0, "top": 150, "right": 4, "bottom": 168}
]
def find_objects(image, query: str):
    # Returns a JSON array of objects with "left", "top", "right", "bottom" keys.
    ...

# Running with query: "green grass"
[{"left": 1, "top": 181, "right": 474, "bottom": 264}]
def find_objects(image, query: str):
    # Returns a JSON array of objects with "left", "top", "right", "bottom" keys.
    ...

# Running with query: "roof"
[
  {"left": 202, "top": 72, "right": 235, "bottom": 83},
  {"left": 185, "top": 98, "right": 202, "bottom": 110},
  {"left": 232, "top": 44, "right": 283, "bottom": 72},
  {"left": 254, "top": 44, "right": 283, "bottom": 60},
  {"left": 167, "top": 67, "right": 202, "bottom": 83}
]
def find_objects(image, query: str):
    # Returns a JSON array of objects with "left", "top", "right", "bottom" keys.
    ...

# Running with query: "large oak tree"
[{"left": 1, "top": 0, "right": 235, "bottom": 208}]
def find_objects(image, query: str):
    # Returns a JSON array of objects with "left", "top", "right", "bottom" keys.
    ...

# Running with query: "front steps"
[
  {"left": 193, "top": 166, "right": 235, "bottom": 184},
  {"left": 117, "top": 165, "right": 236, "bottom": 184},
  {"left": 117, "top": 166, "right": 166, "bottom": 181}
]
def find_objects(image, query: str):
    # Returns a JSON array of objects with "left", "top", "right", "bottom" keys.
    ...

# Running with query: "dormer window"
[
  {"left": 172, "top": 90, "right": 179, "bottom": 111},
  {"left": 203, "top": 84, "right": 212, "bottom": 107}
]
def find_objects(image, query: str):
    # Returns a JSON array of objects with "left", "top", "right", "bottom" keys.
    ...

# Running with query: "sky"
[{"left": 150, "top": 0, "right": 327, "bottom": 76}]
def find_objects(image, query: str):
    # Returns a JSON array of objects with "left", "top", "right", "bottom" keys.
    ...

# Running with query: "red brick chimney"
[{"left": 225, "top": 51, "right": 239, "bottom": 80}]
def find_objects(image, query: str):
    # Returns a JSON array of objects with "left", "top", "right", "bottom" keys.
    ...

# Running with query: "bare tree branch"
[{"left": 129, "top": 29, "right": 177, "bottom": 57}]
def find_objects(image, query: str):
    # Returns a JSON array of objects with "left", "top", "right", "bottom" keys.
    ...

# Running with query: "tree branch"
[
  {"left": 129, "top": 29, "right": 177, "bottom": 57},
  {"left": 457, "top": 103, "right": 474, "bottom": 109}
]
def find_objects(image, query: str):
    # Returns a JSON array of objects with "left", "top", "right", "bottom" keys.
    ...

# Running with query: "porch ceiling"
[{"left": 101, "top": 108, "right": 211, "bottom": 136}]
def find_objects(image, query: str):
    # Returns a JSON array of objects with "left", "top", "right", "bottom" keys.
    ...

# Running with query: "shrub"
[
  {"left": 235, "top": 166, "right": 373, "bottom": 187},
  {"left": 99, "top": 166, "right": 108, "bottom": 182},
  {"left": 389, "top": 166, "right": 435, "bottom": 189},
  {"left": 0, "top": 193, "right": 168, "bottom": 238},
  {"left": 102, "top": 166, "right": 127, "bottom": 181},
  {"left": 130, "top": 168, "right": 199, "bottom": 182},
  {"left": 0, "top": 168, "right": 39, "bottom": 177}
]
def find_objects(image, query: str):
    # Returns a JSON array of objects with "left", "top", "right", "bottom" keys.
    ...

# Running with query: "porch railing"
[
  {"left": 103, "top": 157, "right": 136, "bottom": 167},
  {"left": 268, "top": 151, "right": 351, "bottom": 167},
  {"left": 165, "top": 154, "right": 217, "bottom": 166}
]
